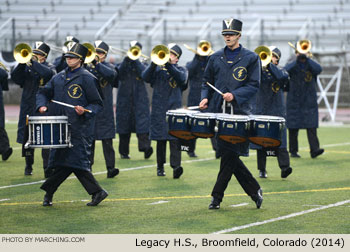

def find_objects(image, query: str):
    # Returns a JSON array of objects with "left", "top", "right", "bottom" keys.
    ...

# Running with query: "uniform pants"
[
  {"left": 40, "top": 166, "right": 102, "bottom": 195},
  {"left": 288, "top": 128, "right": 320, "bottom": 154},
  {"left": 257, "top": 148, "right": 290, "bottom": 171},
  {"left": 119, "top": 133, "right": 151, "bottom": 156},
  {"left": 0, "top": 127, "right": 10, "bottom": 154},
  {"left": 23, "top": 148, "right": 50, "bottom": 169},
  {"left": 91, "top": 139, "right": 115, "bottom": 169},
  {"left": 211, "top": 150, "right": 260, "bottom": 202},
  {"left": 156, "top": 140, "right": 181, "bottom": 169}
]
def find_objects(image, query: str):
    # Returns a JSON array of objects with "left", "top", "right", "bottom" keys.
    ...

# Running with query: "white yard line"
[
  {"left": 212, "top": 199, "right": 350, "bottom": 234},
  {"left": 229, "top": 203, "right": 249, "bottom": 208},
  {"left": 147, "top": 201, "right": 169, "bottom": 205}
]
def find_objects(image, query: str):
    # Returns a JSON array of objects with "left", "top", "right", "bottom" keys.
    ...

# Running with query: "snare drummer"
[
  {"left": 36, "top": 43, "right": 108, "bottom": 207},
  {"left": 199, "top": 18, "right": 263, "bottom": 210},
  {"left": 11, "top": 42, "right": 56, "bottom": 177},
  {"left": 251, "top": 46, "right": 293, "bottom": 179}
]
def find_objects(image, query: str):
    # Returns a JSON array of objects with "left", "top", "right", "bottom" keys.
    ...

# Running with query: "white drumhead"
[
  {"left": 28, "top": 116, "right": 68, "bottom": 123},
  {"left": 166, "top": 109, "right": 199, "bottom": 116},
  {"left": 190, "top": 112, "right": 217, "bottom": 119},
  {"left": 216, "top": 113, "right": 249, "bottom": 122},
  {"left": 249, "top": 115, "right": 285, "bottom": 122}
]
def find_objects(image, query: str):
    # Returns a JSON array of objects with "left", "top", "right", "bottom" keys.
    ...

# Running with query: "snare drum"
[
  {"left": 189, "top": 112, "right": 217, "bottom": 138},
  {"left": 25, "top": 116, "right": 72, "bottom": 149},
  {"left": 249, "top": 115, "right": 285, "bottom": 148},
  {"left": 216, "top": 114, "right": 250, "bottom": 144},
  {"left": 166, "top": 109, "right": 198, "bottom": 140}
]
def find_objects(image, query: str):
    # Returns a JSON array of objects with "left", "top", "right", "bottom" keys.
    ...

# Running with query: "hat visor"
[
  {"left": 96, "top": 49, "right": 106, "bottom": 54},
  {"left": 64, "top": 53, "right": 80, "bottom": 58},
  {"left": 222, "top": 31, "right": 240, "bottom": 36},
  {"left": 33, "top": 50, "right": 46, "bottom": 56}
]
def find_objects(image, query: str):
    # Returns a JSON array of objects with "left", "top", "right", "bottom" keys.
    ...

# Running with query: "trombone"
[
  {"left": 150, "top": 44, "right": 170, "bottom": 65},
  {"left": 0, "top": 62, "right": 9, "bottom": 72},
  {"left": 13, "top": 43, "right": 33, "bottom": 64},
  {"left": 110, "top": 46, "right": 149, "bottom": 61},
  {"left": 184, "top": 40, "right": 213, "bottom": 56},
  {"left": 254, "top": 45, "right": 272, "bottom": 68},
  {"left": 288, "top": 39, "right": 312, "bottom": 57}
]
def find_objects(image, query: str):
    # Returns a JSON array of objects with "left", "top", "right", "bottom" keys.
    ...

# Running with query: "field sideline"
[{"left": 0, "top": 122, "right": 349, "bottom": 234}]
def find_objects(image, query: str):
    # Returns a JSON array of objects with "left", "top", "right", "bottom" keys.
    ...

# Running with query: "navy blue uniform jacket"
[
  {"left": 201, "top": 46, "right": 260, "bottom": 156},
  {"left": 116, "top": 57, "right": 150, "bottom": 134},
  {"left": 284, "top": 58, "right": 322, "bottom": 129},
  {"left": 251, "top": 63, "right": 289, "bottom": 150},
  {"left": 0, "top": 68, "right": 9, "bottom": 129},
  {"left": 36, "top": 67, "right": 103, "bottom": 171},
  {"left": 11, "top": 61, "right": 56, "bottom": 143},
  {"left": 86, "top": 61, "right": 117, "bottom": 140},
  {"left": 53, "top": 55, "right": 68, "bottom": 73},
  {"left": 142, "top": 62, "right": 188, "bottom": 140},
  {"left": 186, "top": 55, "right": 208, "bottom": 107}
]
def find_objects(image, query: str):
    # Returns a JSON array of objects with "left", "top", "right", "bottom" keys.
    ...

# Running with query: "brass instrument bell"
[
  {"left": 83, "top": 43, "right": 97, "bottom": 64},
  {"left": 127, "top": 45, "right": 142, "bottom": 60},
  {"left": 197, "top": 40, "right": 212, "bottom": 56},
  {"left": 13, "top": 43, "right": 33, "bottom": 64},
  {"left": 296, "top": 39, "right": 312, "bottom": 54},
  {"left": 254, "top": 45, "right": 272, "bottom": 68},
  {"left": 151, "top": 44, "right": 170, "bottom": 65}
]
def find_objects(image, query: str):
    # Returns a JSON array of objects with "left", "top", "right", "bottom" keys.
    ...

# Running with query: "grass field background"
[{"left": 0, "top": 122, "right": 349, "bottom": 234}]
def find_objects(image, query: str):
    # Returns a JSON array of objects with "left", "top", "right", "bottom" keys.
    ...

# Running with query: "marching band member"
[
  {"left": 53, "top": 36, "right": 79, "bottom": 73},
  {"left": 85, "top": 40, "right": 119, "bottom": 178},
  {"left": 142, "top": 43, "right": 188, "bottom": 178},
  {"left": 115, "top": 41, "right": 153, "bottom": 160},
  {"left": 185, "top": 50, "right": 219, "bottom": 158},
  {"left": 284, "top": 44, "right": 324, "bottom": 158},
  {"left": 37, "top": 42, "right": 108, "bottom": 207},
  {"left": 11, "top": 42, "right": 56, "bottom": 177},
  {"left": 199, "top": 18, "right": 263, "bottom": 210},
  {"left": 0, "top": 67, "right": 12, "bottom": 161},
  {"left": 251, "top": 46, "right": 292, "bottom": 179}
]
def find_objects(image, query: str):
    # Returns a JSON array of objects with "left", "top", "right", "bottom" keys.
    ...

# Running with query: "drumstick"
[
  {"left": 51, "top": 100, "right": 92, "bottom": 113},
  {"left": 206, "top": 82, "right": 224, "bottom": 96},
  {"left": 186, "top": 106, "right": 200, "bottom": 110}
]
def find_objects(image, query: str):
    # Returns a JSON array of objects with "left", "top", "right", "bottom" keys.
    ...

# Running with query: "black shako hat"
[
  {"left": 168, "top": 43, "right": 182, "bottom": 59},
  {"left": 222, "top": 18, "right": 242, "bottom": 36},
  {"left": 33, "top": 41, "right": 50, "bottom": 57},
  {"left": 64, "top": 36, "right": 79, "bottom": 46},
  {"left": 64, "top": 42, "right": 88, "bottom": 60},
  {"left": 269, "top": 46, "right": 281, "bottom": 60},
  {"left": 94, "top": 40, "right": 109, "bottom": 54},
  {"left": 129, "top": 40, "right": 142, "bottom": 49}
]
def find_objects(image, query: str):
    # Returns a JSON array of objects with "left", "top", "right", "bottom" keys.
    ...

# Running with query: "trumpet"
[
  {"left": 13, "top": 43, "right": 33, "bottom": 64},
  {"left": 254, "top": 45, "right": 272, "bottom": 68},
  {"left": 184, "top": 40, "right": 213, "bottom": 56},
  {"left": 151, "top": 44, "right": 170, "bottom": 65},
  {"left": 0, "top": 62, "right": 9, "bottom": 72},
  {"left": 83, "top": 43, "right": 98, "bottom": 64},
  {"left": 288, "top": 39, "right": 312, "bottom": 57}
]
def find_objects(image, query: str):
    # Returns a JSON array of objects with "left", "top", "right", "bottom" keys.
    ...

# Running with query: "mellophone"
[
  {"left": 166, "top": 109, "right": 285, "bottom": 148},
  {"left": 24, "top": 116, "right": 72, "bottom": 149}
]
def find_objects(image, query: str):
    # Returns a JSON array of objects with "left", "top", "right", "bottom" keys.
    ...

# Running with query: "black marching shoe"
[
  {"left": 251, "top": 188, "right": 263, "bottom": 209},
  {"left": 86, "top": 190, "right": 108, "bottom": 206},
  {"left": 144, "top": 147, "right": 153, "bottom": 159},
  {"left": 107, "top": 167, "right": 119, "bottom": 178},
  {"left": 290, "top": 152, "right": 301, "bottom": 158},
  {"left": 187, "top": 152, "right": 198, "bottom": 158},
  {"left": 157, "top": 167, "right": 166, "bottom": 176},
  {"left": 208, "top": 197, "right": 220, "bottom": 210},
  {"left": 42, "top": 193, "right": 53, "bottom": 207},
  {"left": 173, "top": 166, "right": 183, "bottom": 179},
  {"left": 259, "top": 170, "right": 267, "bottom": 178},
  {"left": 2, "top": 147, "right": 13, "bottom": 161},
  {"left": 24, "top": 165, "right": 33, "bottom": 175},
  {"left": 281, "top": 167, "right": 293, "bottom": 178},
  {"left": 311, "top": 148, "right": 324, "bottom": 158},
  {"left": 120, "top": 154, "right": 130, "bottom": 159}
]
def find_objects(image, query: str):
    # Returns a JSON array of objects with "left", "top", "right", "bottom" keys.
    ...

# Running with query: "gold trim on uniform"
[
  {"left": 232, "top": 66, "right": 247, "bottom": 81},
  {"left": 33, "top": 49, "right": 48, "bottom": 57},
  {"left": 170, "top": 49, "right": 179, "bottom": 58},
  {"left": 271, "top": 81, "right": 280, "bottom": 93},
  {"left": 169, "top": 77, "right": 177, "bottom": 88},
  {"left": 222, "top": 29, "right": 241, "bottom": 34},
  {"left": 99, "top": 78, "right": 108, "bottom": 88},
  {"left": 96, "top": 48, "right": 107, "bottom": 54},
  {"left": 67, "top": 84, "right": 83, "bottom": 99}
]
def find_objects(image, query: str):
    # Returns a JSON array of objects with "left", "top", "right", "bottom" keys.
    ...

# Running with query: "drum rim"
[
  {"left": 249, "top": 115, "right": 285, "bottom": 122},
  {"left": 28, "top": 116, "right": 68, "bottom": 120},
  {"left": 190, "top": 112, "right": 217, "bottom": 119},
  {"left": 166, "top": 110, "right": 199, "bottom": 116},
  {"left": 216, "top": 114, "right": 249, "bottom": 121}
]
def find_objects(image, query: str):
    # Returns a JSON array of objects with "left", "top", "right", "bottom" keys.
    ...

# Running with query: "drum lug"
[
  {"left": 223, "top": 122, "right": 225, "bottom": 128},
  {"left": 207, "top": 119, "right": 209, "bottom": 126},
  {"left": 166, "top": 115, "right": 168, "bottom": 123},
  {"left": 267, "top": 122, "right": 270, "bottom": 130},
  {"left": 235, "top": 122, "right": 237, "bottom": 130},
  {"left": 194, "top": 119, "right": 196, "bottom": 125},
  {"left": 172, "top": 116, "right": 175, "bottom": 124}
]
